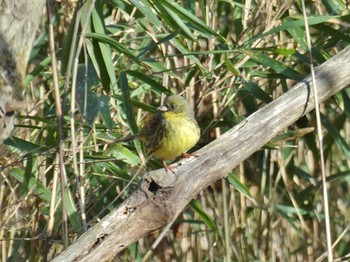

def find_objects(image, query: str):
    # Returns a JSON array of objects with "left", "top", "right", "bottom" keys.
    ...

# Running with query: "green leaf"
[
  {"left": 243, "top": 49, "right": 303, "bottom": 81},
  {"left": 275, "top": 204, "right": 311, "bottom": 216},
  {"left": 76, "top": 64, "right": 100, "bottom": 124},
  {"left": 22, "top": 155, "right": 33, "bottom": 196},
  {"left": 11, "top": 168, "right": 52, "bottom": 203},
  {"left": 126, "top": 70, "right": 173, "bottom": 96},
  {"left": 157, "top": 0, "right": 225, "bottom": 42},
  {"left": 91, "top": 1, "right": 119, "bottom": 92},
  {"left": 11, "top": 161, "right": 82, "bottom": 233},
  {"left": 95, "top": 161, "right": 132, "bottom": 181},
  {"left": 25, "top": 56, "right": 52, "bottom": 86},
  {"left": 226, "top": 173, "right": 253, "bottom": 200},
  {"left": 64, "top": 187, "right": 83, "bottom": 232},
  {"left": 86, "top": 32, "right": 137, "bottom": 59},
  {"left": 4, "top": 137, "right": 50, "bottom": 155},
  {"left": 341, "top": 90, "right": 350, "bottom": 119},
  {"left": 224, "top": 57, "right": 240, "bottom": 76},
  {"left": 190, "top": 200, "right": 220, "bottom": 239},
  {"left": 284, "top": 18, "right": 307, "bottom": 51},
  {"left": 274, "top": 204, "right": 309, "bottom": 237},
  {"left": 130, "top": 0, "right": 162, "bottom": 27},
  {"left": 120, "top": 71, "right": 139, "bottom": 134},
  {"left": 142, "top": 58, "right": 179, "bottom": 78},
  {"left": 160, "top": 4, "right": 194, "bottom": 40},
  {"left": 76, "top": 63, "right": 114, "bottom": 128},
  {"left": 114, "top": 94, "right": 157, "bottom": 113},
  {"left": 137, "top": 30, "right": 179, "bottom": 59},
  {"left": 99, "top": 95, "right": 115, "bottom": 130},
  {"left": 242, "top": 80, "right": 273, "bottom": 103},
  {"left": 322, "top": 114, "right": 350, "bottom": 159},
  {"left": 108, "top": 143, "right": 141, "bottom": 166},
  {"left": 61, "top": 4, "right": 79, "bottom": 74},
  {"left": 250, "top": 15, "right": 340, "bottom": 44}
]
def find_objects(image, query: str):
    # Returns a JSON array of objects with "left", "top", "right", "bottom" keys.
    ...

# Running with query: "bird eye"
[{"left": 169, "top": 103, "right": 175, "bottom": 109}]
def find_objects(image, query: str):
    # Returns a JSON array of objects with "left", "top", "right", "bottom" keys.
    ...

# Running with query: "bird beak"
[{"left": 157, "top": 105, "right": 169, "bottom": 112}]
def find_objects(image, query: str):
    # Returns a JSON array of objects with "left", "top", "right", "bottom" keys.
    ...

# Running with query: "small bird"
[{"left": 123, "top": 95, "right": 200, "bottom": 172}]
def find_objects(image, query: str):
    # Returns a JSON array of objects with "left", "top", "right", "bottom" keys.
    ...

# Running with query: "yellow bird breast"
[{"left": 152, "top": 116, "right": 200, "bottom": 160}]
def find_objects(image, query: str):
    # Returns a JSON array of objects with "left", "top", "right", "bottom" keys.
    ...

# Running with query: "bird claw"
[
  {"left": 181, "top": 152, "right": 199, "bottom": 158},
  {"left": 162, "top": 159, "right": 175, "bottom": 174}
]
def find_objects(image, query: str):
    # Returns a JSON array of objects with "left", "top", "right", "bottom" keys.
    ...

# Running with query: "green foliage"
[{"left": 1, "top": 0, "right": 350, "bottom": 261}]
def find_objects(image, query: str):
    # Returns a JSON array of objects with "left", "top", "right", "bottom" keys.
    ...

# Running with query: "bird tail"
[{"left": 114, "top": 134, "right": 139, "bottom": 143}]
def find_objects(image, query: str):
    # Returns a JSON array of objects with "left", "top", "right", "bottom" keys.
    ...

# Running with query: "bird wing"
[{"left": 139, "top": 113, "right": 165, "bottom": 154}]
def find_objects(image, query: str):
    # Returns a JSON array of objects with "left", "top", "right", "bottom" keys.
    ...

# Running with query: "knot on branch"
[{"left": 140, "top": 169, "right": 177, "bottom": 204}]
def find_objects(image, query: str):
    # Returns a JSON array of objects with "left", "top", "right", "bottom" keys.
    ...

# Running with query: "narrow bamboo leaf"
[
  {"left": 322, "top": 0, "right": 344, "bottom": 15},
  {"left": 4, "top": 137, "right": 49, "bottom": 155},
  {"left": 190, "top": 200, "right": 220, "bottom": 239},
  {"left": 126, "top": 70, "right": 173, "bottom": 96},
  {"left": 274, "top": 205, "right": 307, "bottom": 237},
  {"left": 161, "top": 4, "right": 194, "bottom": 40},
  {"left": 137, "top": 30, "right": 179, "bottom": 59},
  {"left": 284, "top": 18, "right": 307, "bottom": 51},
  {"left": 242, "top": 80, "right": 273, "bottom": 103},
  {"left": 61, "top": 4, "right": 79, "bottom": 74},
  {"left": 13, "top": 160, "right": 82, "bottom": 231},
  {"left": 11, "top": 168, "right": 51, "bottom": 203},
  {"left": 29, "top": 28, "right": 49, "bottom": 62},
  {"left": 114, "top": 94, "right": 157, "bottom": 113},
  {"left": 76, "top": 64, "right": 100, "bottom": 124},
  {"left": 158, "top": 0, "right": 225, "bottom": 42},
  {"left": 120, "top": 71, "right": 139, "bottom": 134},
  {"left": 169, "top": 38, "right": 207, "bottom": 74},
  {"left": 237, "top": 89, "right": 258, "bottom": 115},
  {"left": 184, "top": 67, "right": 197, "bottom": 86},
  {"left": 224, "top": 57, "right": 240, "bottom": 76},
  {"left": 86, "top": 32, "right": 136, "bottom": 59},
  {"left": 64, "top": 188, "right": 83, "bottom": 232},
  {"left": 91, "top": 2, "right": 119, "bottom": 92},
  {"left": 149, "top": 2, "right": 178, "bottom": 34},
  {"left": 142, "top": 58, "right": 179, "bottom": 78},
  {"left": 270, "top": 127, "right": 314, "bottom": 144},
  {"left": 95, "top": 162, "right": 132, "bottom": 181},
  {"left": 275, "top": 204, "right": 310, "bottom": 215},
  {"left": 21, "top": 155, "right": 33, "bottom": 196},
  {"left": 243, "top": 50, "right": 303, "bottom": 81},
  {"left": 25, "top": 56, "right": 52, "bottom": 86},
  {"left": 341, "top": 90, "right": 350, "bottom": 118},
  {"left": 81, "top": 1, "right": 103, "bottom": 85},
  {"left": 99, "top": 95, "right": 114, "bottom": 130},
  {"left": 314, "top": 24, "right": 350, "bottom": 44},
  {"left": 249, "top": 15, "right": 340, "bottom": 44},
  {"left": 108, "top": 143, "right": 141, "bottom": 166},
  {"left": 275, "top": 48, "right": 296, "bottom": 56},
  {"left": 322, "top": 114, "right": 350, "bottom": 159},
  {"left": 227, "top": 173, "right": 253, "bottom": 199},
  {"left": 130, "top": 0, "right": 162, "bottom": 27}
]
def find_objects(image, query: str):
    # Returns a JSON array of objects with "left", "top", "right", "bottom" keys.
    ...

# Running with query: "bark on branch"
[
  {"left": 0, "top": 0, "right": 45, "bottom": 144},
  {"left": 53, "top": 46, "right": 350, "bottom": 261}
]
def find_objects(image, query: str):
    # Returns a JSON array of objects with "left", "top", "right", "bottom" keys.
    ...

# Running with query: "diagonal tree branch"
[
  {"left": 52, "top": 45, "right": 350, "bottom": 261},
  {"left": 0, "top": 0, "right": 45, "bottom": 145}
]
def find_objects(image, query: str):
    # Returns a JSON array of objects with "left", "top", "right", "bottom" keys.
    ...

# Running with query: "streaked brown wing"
[{"left": 139, "top": 113, "right": 165, "bottom": 154}]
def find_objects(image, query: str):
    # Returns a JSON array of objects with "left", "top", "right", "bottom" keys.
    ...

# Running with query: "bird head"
[{"left": 157, "top": 95, "right": 194, "bottom": 118}]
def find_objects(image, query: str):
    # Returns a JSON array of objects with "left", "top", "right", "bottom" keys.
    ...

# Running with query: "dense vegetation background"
[{"left": 1, "top": 0, "right": 350, "bottom": 261}]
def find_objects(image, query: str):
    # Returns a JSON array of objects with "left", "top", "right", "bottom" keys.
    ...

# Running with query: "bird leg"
[
  {"left": 181, "top": 152, "right": 199, "bottom": 158},
  {"left": 162, "top": 159, "right": 175, "bottom": 173}
]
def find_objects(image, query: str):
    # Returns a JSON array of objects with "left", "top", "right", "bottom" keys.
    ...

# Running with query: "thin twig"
[
  {"left": 70, "top": 0, "right": 96, "bottom": 232},
  {"left": 141, "top": 216, "right": 178, "bottom": 262},
  {"left": 47, "top": 0, "right": 68, "bottom": 249},
  {"left": 301, "top": 1, "right": 333, "bottom": 261}
]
